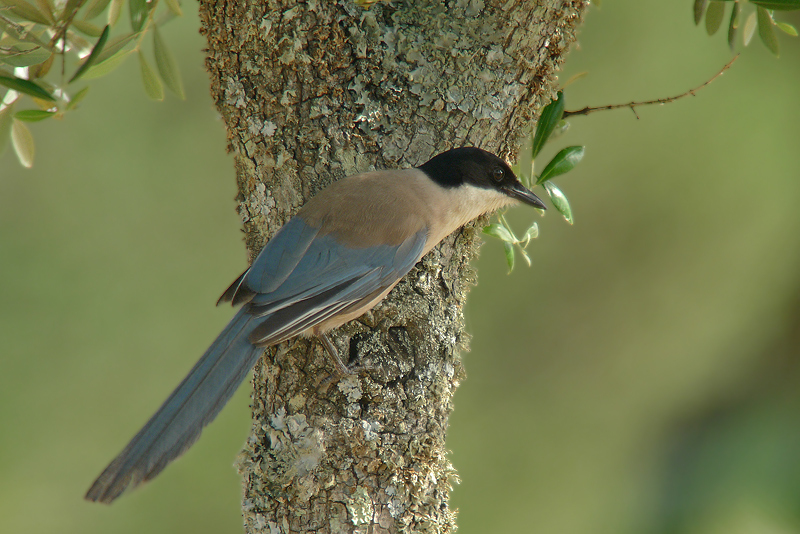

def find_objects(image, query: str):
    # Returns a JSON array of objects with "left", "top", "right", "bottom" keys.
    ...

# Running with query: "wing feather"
[{"left": 238, "top": 224, "right": 428, "bottom": 344}]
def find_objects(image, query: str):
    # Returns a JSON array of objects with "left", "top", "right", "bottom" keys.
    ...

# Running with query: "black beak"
[{"left": 503, "top": 181, "right": 547, "bottom": 210}]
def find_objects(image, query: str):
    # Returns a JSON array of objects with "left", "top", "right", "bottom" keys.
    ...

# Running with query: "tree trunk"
[{"left": 197, "top": 0, "right": 587, "bottom": 532}]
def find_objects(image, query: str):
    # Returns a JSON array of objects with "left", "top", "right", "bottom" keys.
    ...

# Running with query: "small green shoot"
[
  {"left": 486, "top": 91, "right": 584, "bottom": 273},
  {"left": 483, "top": 214, "right": 539, "bottom": 274}
]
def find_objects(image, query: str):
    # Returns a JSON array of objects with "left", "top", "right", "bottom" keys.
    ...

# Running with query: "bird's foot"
[{"left": 316, "top": 333, "right": 376, "bottom": 378}]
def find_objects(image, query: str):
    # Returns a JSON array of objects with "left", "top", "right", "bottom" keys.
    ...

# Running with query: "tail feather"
[{"left": 85, "top": 309, "right": 263, "bottom": 504}]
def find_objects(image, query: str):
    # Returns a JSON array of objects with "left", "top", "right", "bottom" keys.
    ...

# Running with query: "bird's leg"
[{"left": 317, "top": 333, "right": 353, "bottom": 377}]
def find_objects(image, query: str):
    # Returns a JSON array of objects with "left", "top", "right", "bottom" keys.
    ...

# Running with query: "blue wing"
[{"left": 220, "top": 217, "right": 428, "bottom": 344}]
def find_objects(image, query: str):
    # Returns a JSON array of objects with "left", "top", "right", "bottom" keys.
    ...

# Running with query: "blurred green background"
[{"left": 2, "top": 2, "right": 799, "bottom": 533}]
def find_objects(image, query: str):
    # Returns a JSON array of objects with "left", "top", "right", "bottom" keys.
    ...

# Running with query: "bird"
[{"left": 84, "top": 146, "right": 546, "bottom": 504}]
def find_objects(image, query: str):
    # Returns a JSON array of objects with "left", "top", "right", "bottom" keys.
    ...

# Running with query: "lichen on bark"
[{"left": 197, "top": 0, "right": 587, "bottom": 531}]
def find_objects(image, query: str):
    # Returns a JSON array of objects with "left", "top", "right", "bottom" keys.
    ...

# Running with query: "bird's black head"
[{"left": 419, "top": 147, "right": 547, "bottom": 209}]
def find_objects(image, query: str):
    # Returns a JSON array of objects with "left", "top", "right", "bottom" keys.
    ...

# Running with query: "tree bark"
[{"left": 197, "top": 0, "right": 587, "bottom": 532}]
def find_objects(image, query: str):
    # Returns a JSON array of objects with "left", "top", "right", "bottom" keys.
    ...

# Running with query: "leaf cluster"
[
  {"left": 1, "top": 0, "right": 185, "bottom": 167},
  {"left": 694, "top": 0, "right": 799, "bottom": 55},
  {"left": 484, "top": 91, "right": 585, "bottom": 273}
]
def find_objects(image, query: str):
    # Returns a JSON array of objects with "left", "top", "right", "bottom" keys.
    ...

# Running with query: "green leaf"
[
  {"left": 728, "top": 1, "right": 740, "bottom": 50},
  {"left": 531, "top": 91, "right": 564, "bottom": 160},
  {"left": 694, "top": 0, "right": 708, "bottom": 24},
  {"left": 138, "top": 50, "right": 164, "bottom": 101},
  {"left": 0, "top": 74, "right": 56, "bottom": 101},
  {"left": 543, "top": 181, "right": 573, "bottom": 225},
  {"left": 522, "top": 223, "right": 539, "bottom": 244},
  {"left": 0, "top": 46, "right": 51, "bottom": 67},
  {"left": 94, "top": 31, "right": 137, "bottom": 63},
  {"left": 62, "top": 0, "right": 86, "bottom": 18},
  {"left": 757, "top": 6, "right": 780, "bottom": 56},
  {"left": 535, "top": 146, "right": 584, "bottom": 185},
  {"left": 705, "top": 1, "right": 725, "bottom": 35},
  {"left": 153, "top": 25, "right": 185, "bottom": 99},
  {"left": 163, "top": 0, "right": 182, "bottom": 16},
  {"left": 776, "top": 21, "right": 798, "bottom": 35},
  {"left": 743, "top": 11, "right": 757, "bottom": 45},
  {"left": 750, "top": 0, "right": 800, "bottom": 10},
  {"left": 483, "top": 223, "right": 515, "bottom": 243},
  {"left": 83, "top": 0, "right": 112, "bottom": 19},
  {"left": 503, "top": 241, "right": 515, "bottom": 273},
  {"left": 11, "top": 118, "right": 34, "bottom": 167},
  {"left": 14, "top": 109, "right": 55, "bottom": 121},
  {"left": 71, "top": 19, "right": 104, "bottom": 37},
  {"left": 66, "top": 86, "right": 89, "bottom": 110},
  {"left": 69, "top": 24, "right": 110, "bottom": 82},
  {"left": 107, "top": 0, "right": 123, "bottom": 26},
  {"left": 0, "top": 0, "right": 52, "bottom": 25},
  {"left": 128, "top": 0, "right": 150, "bottom": 32},
  {"left": 30, "top": 52, "right": 54, "bottom": 77},
  {"left": 0, "top": 103, "right": 14, "bottom": 157},
  {"left": 81, "top": 48, "right": 134, "bottom": 79},
  {"left": 33, "top": 0, "right": 55, "bottom": 22}
]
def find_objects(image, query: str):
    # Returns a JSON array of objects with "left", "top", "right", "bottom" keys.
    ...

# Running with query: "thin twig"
[{"left": 562, "top": 54, "right": 740, "bottom": 120}]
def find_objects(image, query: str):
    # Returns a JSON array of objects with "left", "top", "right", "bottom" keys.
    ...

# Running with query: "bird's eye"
[{"left": 491, "top": 167, "right": 504, "bottom": 182}]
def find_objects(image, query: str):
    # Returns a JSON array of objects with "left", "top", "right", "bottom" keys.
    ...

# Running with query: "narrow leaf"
[
  {"left": 483, "top": 223, "right": 515, "bottom": 243},
  {"left": 94, "top": 31, "right": 136, "bottom": 63},
  {"left": 15, "top": 109, "right": 55, "bottom": 121},
  {"left": 163, "top": 0, "right": 181, "bottom": 16},
  {"left": 62, "top": 0, "right": 87, "bottom": 18},
  {"left": 66, "top": 86, "right": 89, "bottom": 110},
  {"left": 750, "top": 0, "right": 800, "bottom": 9},
  {"left": 694, "top": 0, "right": 708, "bottom": 24},
  {"left": 11, "top": 118, "right": 34, "bottom": 167},
  {"left": 728, "top": 1, "right": 740, "bottom": 50},
  {"left": 0, "top": 18, "right": 51, "bottom": 49},
  {"left": 153, "top": 25, "right": 185, "bottom": 99},
  {"left": 0, "top": 46, "right": 51, "bottom": 67},
  {"left": 137, "top": 50, "right": 164, "bottom": 100},
  {"left": 107, "top": 0, "right": 123, "bottom": 26},
  {"left": 535, "top": 146, "right": 585, "bottom": 185},
  {"left": 0, "top": 74, "right": 56, "bottom": 101},
  {"left": 543, "top": 181, "right": 573, "bottom": 225},
  {"left": 503, "top": 241, "right": 515, "bottom": 273},
  {"left": 69, "top": 24, "right": 110, "bottom": 82},
  {"left": 776, "top": 21, "right": 798, "bottom": 35},
  {"left": 743, "top": 11, "right": 758, "bottom": 45},
  {"left": 30, "top": 52, "right": 54, "bottom": 78},
  {"left": 0, "top": 0, "right": 52, "bottom": 25},
  {"left": 81, "top": 48, "right": 133, "bottom": 79},
  {"left": 705, "top": 1, "right": 725, "bottom": 35},
  {"left": 531, "top": 91, "right": 564, "bottom": 160},
  {"left": 83, "top": 0, "right": 112, "bottom": 19},
  {"left": 0, "top": 103, "right": 14, "bottom": 157},
  {"left": 32, "top": 0, "right": 54, "bottom": 22},
  {"left": 128, "top": 0, "right": 150, "bottom": 32},
  {"left": 72, "top": 19, "right": 104, "bottom": 37},
  {"left": 757, "top": 6, "right": 780, "bottom": 56}
]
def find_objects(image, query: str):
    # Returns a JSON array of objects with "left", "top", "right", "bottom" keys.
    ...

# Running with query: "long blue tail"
[{"left": 85, "top": 308, "right": 263, "bottom": 503}]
